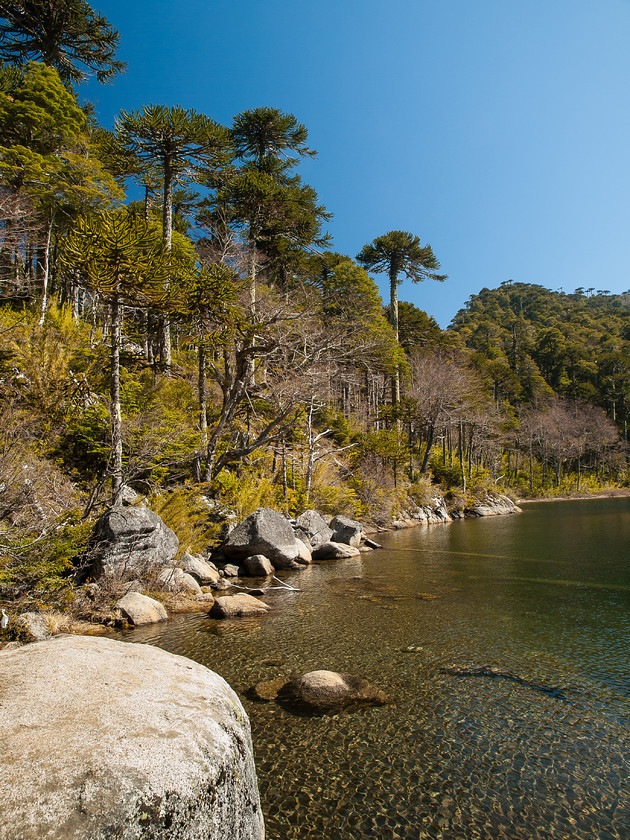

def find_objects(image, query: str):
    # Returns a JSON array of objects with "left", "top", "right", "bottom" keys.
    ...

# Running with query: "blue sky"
[{"left": 85, "top": 0, "right": 630, "bottom": 327}]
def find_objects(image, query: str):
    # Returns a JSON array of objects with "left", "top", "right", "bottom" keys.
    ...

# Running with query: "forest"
[{"left": 0, "top": 1, "right": 628, "bottom": 608}]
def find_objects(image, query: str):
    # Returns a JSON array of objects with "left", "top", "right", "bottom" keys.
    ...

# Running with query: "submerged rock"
[
  {"left": 0, "top": 635, "right": 264, "bottom": 839},
  {"left": 279, "top": 669, "right": 388, "bottom": 713}
]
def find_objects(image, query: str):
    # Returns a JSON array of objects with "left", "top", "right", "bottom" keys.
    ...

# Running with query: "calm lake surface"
[{"left": 113, "top": 498, "right": 630, "bottom": 839}]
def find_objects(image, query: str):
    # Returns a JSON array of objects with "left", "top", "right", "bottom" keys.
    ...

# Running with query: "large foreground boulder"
[
  {"left": 80, "top": 507, "right": 179, "bottom": 580},
  {"left": 0, "top": 635, "right": 264, "bottom": 840},
  {"left": 279, "top": 669, "right": 387, "bottom": 713},
  {"left": 222, "top": 507, "right": 303, "bottom": 569}
]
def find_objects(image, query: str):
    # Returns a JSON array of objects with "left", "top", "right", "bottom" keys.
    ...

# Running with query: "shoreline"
[{"left": 517, "top": 489, "right": 630, "bottom": 504}]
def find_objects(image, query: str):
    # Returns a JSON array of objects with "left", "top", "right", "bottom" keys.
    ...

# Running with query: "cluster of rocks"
[
  {"left": 68, "top": 505, "right": 379, "bottom": 630},
  {"left": 388, "top": 493, "right": 520, "bottom": 528}
]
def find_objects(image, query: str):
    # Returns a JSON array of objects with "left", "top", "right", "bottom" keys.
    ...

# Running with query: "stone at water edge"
[
  {"left": 222, "top": 507, "right": 303, "bottom": 570},
  {"left": 294, "top": 509, "right": 333, "bottom": 547},
  {"left": 330, "top": 515, "right": 363, "bottom": 547},
  {"left": 157, "top": 566, "right": 202, "bottom": 594},
  {"left": 244, "top": 554, "right": 275, "bottom": 576},
  {"left": 180, "top": 553, "right": 221, "bottom": 585},
  {"left": 115, "top": 592, "right": 168, "bottom": 626},
  {"left": 81, "top": 507, "right": 179, "bottom": 580},
  {"left": 210, "top": 594, "right": 271, "bottom": 618},
  {"left": 0, "top": 635, "right": 265, "bottom": 840},
  {"left": 311, "top": 541, "right": 361, "bottom": 560},
  {"left": 295, "top": 537, "right": 312, "bottom": 564}
]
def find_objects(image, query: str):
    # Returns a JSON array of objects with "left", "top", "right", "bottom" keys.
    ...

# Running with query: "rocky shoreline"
[{"left": 0, "top": 492, "right": 521, "bottom": 839}]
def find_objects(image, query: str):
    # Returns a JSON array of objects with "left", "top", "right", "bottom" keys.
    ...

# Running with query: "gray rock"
[
  {"left": 0, "top": 636, "right": 264, "bottom": 840},
  {"left": 466, "top": 494, "right": 522, "bottom": 517},
  {"left": 82, "top": 507, "right": 179, "bottom": 580},
  {"left": 280, "top": 669, "right": 387, "bottom": 712},
  {"left": 244, "top": 554, "right": 275, "bottom": 576},
  {"left": 210, "top": 594, "right": 270, "bottom": 618},
  {"left": 294, "top": 510, "right": 333, "bottom": 547},
  {"left": 115, "top": 592, "right": 168, "bottom": 626},
  {"left": 311, "top": 541, "right": 361, "bottom": 560},
  {"left": 222, "top": 507, "right": 301, "bottom": 569},
  {"left": 180, "top": 553, "right": 221, "bottom": 585},
  {"left": 295, "top": 537, "right": 312, "bottom": 565},
  {"left": 222, "top": 563, "right": 241, "bottom": 578},
  {"left": 13, "top": 612, "right": 50, "bottom": 642},
  {"left": 330, "top": 515, "right": 363, "bottom": 547},
  {"left": 157, "top": 567, "right": 202, "bottom": 594}
]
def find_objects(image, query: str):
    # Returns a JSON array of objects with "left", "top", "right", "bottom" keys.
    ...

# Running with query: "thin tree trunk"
[
  {"left": 110, "top": 291, "right": 123, "bottom": 506},
  {"left": 37, "top": 212, "right": 54, "bottom": 326},
  {"left": 159, "top": 155, "right": 173, "bottom": 369}
]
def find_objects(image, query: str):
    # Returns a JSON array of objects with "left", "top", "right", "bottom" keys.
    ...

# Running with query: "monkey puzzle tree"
[
  {"left": 0, "top": 0, "right": 126, "bottom": 86},
  {"left": 60, "top": 210, "right": 166, "bottom": 505},
  {"left": 115, "top": 105, "right": 231, "bottom": 367},
  {"left": 357, "top": 230, "right": 445, "bottom": 405}
]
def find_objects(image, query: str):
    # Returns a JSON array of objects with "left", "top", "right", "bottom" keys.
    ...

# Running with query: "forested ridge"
[{"left": 0, "top": 2, "right": 627, "bottom": 612}]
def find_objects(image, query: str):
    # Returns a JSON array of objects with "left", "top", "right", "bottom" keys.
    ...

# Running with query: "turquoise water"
[{"left": 115, "top": 498, "right": 630, "bottom": 839}]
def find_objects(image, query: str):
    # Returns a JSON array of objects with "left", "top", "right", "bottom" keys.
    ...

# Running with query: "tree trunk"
[
  {"left": 37, "top": 212, "right": 54, "bottom": 326},
  {"left": 110, "top": 291, "right": 123, "bottom": 506},
  {"left": 195, "top": 344, "right": 207, "bottom": 482},
  {"left": 159, "top": 155, "right": 173, "bottom": 369}
]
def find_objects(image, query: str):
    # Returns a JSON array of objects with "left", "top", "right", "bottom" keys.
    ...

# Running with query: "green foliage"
[
  {"left": 148, "top": 487, "right": 217, "bottom": 556},
  {"left": 0, "top": 303, "right": 104, "bottom": 421},
  {"left": 212, "top": 468, "right": 283, "bottom": 521},
  {"left": 356, "top": 230, "right": 446, "bottom": 287},
  {"left": 0, "top": 61, "right": 84, "bottom": 152},
  {"left": 0, "top": 512, "right": 92, "bottom": 602},
  {"left": 450, "top": 282, "right": 630, "bottom": 427},
  {"left": 0, "top": 0, "right": 126, "bottom": 86}
]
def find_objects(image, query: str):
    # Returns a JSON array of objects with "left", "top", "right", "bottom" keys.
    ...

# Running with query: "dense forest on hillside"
[{"left": 0, "top": 1, "right": 627, "bottom": 610}]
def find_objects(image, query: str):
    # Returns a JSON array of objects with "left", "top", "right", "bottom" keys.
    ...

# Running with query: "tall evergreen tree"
[
  {"left": 60, "top": 210, "right": 166, "bottom": 504},
  {"left": 357, "top": 230, "right": 445, "bottom": 404},
  {"left": 115, "top": 105, "right": 231, "bottom": 366},
  {"left": 0, "top": 0, "right": 126, "bottom": 86}
]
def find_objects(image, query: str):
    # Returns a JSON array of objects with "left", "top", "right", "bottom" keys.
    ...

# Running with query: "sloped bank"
[{"left": 0, "top": 635, "right": 265, "bottom": 840}]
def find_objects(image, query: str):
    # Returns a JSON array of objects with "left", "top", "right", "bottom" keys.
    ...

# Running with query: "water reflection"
[{"left": 111, "top": 499, "right": 630, "bottom": 839}]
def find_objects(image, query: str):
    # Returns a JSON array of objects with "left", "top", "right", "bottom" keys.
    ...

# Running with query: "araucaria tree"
[
  {"left": 357, "top": 230, "right": 445, "bottom": 405},
  {"left": 60, "top": 210, "right": 166, "bottom": 505},
  {"left": 115, "top": 105, "right": 231, "bottom": 366},
  {"left": 0, "top": 0, "right": 126, "bottom": 86}
]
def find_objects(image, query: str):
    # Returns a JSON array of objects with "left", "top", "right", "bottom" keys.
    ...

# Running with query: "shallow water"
[{"left": 112, "top": 498, "right": 630, "bottom": 839}]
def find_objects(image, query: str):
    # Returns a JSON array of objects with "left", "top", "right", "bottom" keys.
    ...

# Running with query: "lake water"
[{"left": 114, "top": 498, "right": 630, "bottom": 839}]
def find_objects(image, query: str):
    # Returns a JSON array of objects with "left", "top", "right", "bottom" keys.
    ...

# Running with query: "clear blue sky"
[{"left": 85, "top": 0, "right": 630, "bottom": 327}]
